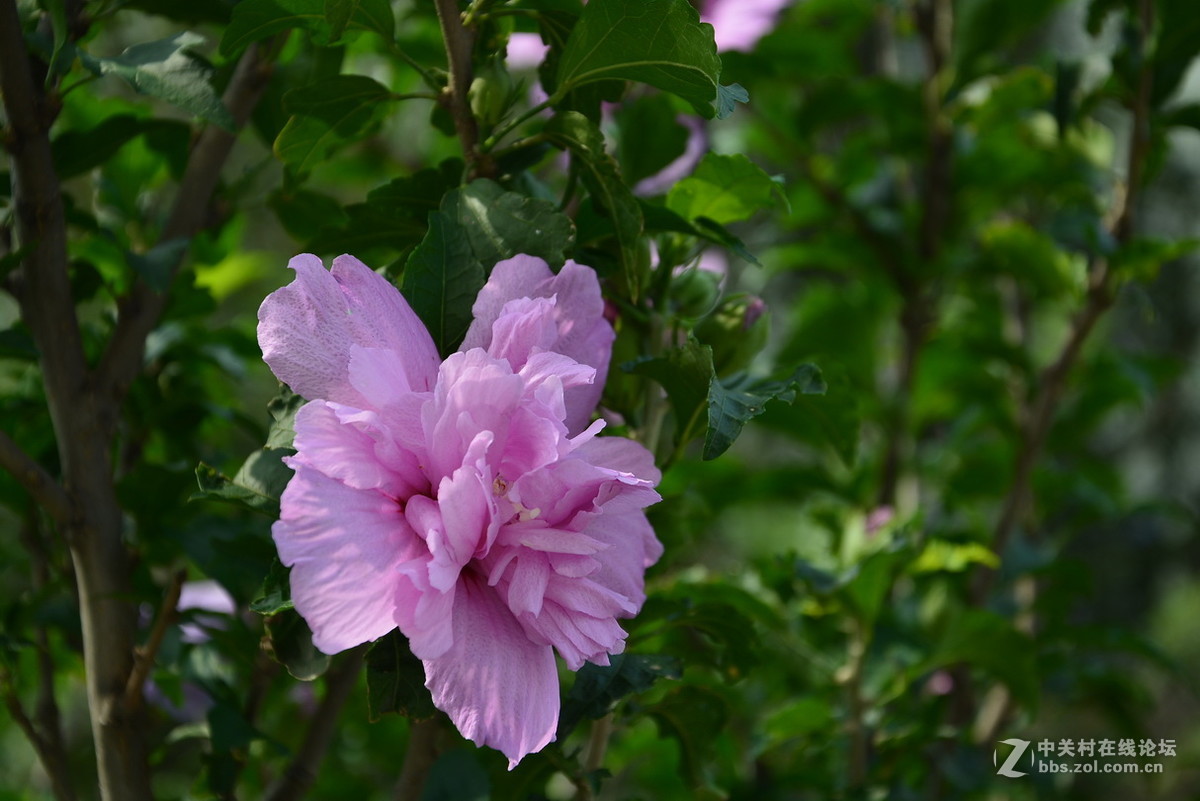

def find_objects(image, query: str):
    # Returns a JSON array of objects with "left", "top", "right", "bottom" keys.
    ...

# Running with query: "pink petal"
[
  {"left": 258, "top": 254, "right": 440, "bottom": 407},
  {"left": 507, "top": 32, "right": 549, "bottom": 69},
  {"left": 273, "top": 463, "right": 418, "bottom": 654},
  {"left": 703, "top": 0, "right": 790, "bottom": 52},
  {"left": 462, "top": 256, "right": 614, "bottom": 435},
  {"left": 291, "top": 401, "right": 426, "bottom": 499},
  {"left": 423, "top": 573, "right": 558, "bottom": 767}
]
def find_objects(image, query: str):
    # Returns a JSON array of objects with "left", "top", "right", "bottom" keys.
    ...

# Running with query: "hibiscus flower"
[{"left": 257, "top": 254, "right": 662, "bottom": 766}]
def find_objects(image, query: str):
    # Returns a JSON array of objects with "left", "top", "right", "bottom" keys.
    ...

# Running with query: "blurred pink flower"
[{"left": 258, "top": 254, "right": 661, "bottom": 766}]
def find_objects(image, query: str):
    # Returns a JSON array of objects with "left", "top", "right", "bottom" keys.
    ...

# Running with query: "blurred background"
[{"left": 3, "top": 0, "right": 1200, "bottom": 798}]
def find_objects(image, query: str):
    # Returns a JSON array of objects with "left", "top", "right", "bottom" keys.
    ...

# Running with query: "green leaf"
[
  {"left": 221, "top": 0, "right": 395, "bottom": 55},
  {"left": 666, "top": 153, "right": 785, "bottom": 226},
  {"left": 366, "top": 630, "right": 438, "bottom": 721},
  {"left": 647, "top": 686, "right": 728, "bottom": 787},
  {"left": 250, "top": 559, "right": 294, "bottom": 614},
  {"left": 558, "top": 654, "right": 681, "bottom": 737},
  {"left": 266, "top": 386, "right": 305, "bottom": 449},
  {"left": 51, "top": 115, "right": 188, "bottom": 180},
  {"left": 402, "top": 204, "right": 486, "bottom": 358},
  {"left": 193, "top": 448, "right": 294, "bottom": 517},
  {"left": 715, "top": 82, "right": 748, "bottom": 119},
  {"left": 615, "top": 94, "right": 690, "bottom": 185},
  {"left": 270, "top": 188, "right": 350, "bottom": 242},
  {"left": 275, "top": 75, "right": 395, "bottom": 173},
  {"left": 265, "top": 609, "right": 331, "bottom": 680},
  {"left": 629, "top": 340, "right": 715, "bottom": 447},
  {"left": 82, "top": 33, "right": 236, "bottom": 130},
  {"left": 913, "top": 541, "right": 1001, "bottom": 573},
  {"left": 545, "top": 112, "right": 644, "bottom": 297},
  {"left": 420, "top": 750, "right": 490, "bottom": 801},
  {"left": 456, "top": 179, "right": 576, "bottom": 269},
  {"left": 556, "top": 0, "right": 723, "bottom": 118},
  {"left": 704, "top": 364, "right": 826, "bottom": 460},
  {"left": 127, "top": 238, "right": 188, "bottom": 292}
]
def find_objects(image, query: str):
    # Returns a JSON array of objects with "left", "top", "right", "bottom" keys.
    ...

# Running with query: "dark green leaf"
[
  {"left": 401, "top": 204, "right": 486, "bottom": 358},
  {"left": 666, "top": 153, "right": 785, "bottom": 225},
  {"left": 192, "top": 448, "right": 294, "bottom": 516},
  {"left": 366, "top": 629, "right": 437, "bottom": 721},
  {"left": 556, "top": 0, "right": 722, "bottom": 118},
  {"left": 629, "top": 341, "right": 715, "bottom": 447},
  {"left": 420, "top": 749, "right": 490, "bottom": 801},
  {"left": 222, "top": 0, "right": 394, "bottom": 55},
  {"left": 250, "top": 558, "right": 294, "bottom": 615},
  {"left": 265, "top": 609, "right": 331, "bottom": 680},
  {"left": 615, "top": 95, "right": 690, "bottom": 185},
  {"left": 704, "top": 364, "right": 826, "bottom": 460},
  {"left": 127, "top": 238, "right": 188, "bottom": 292},
  {"left": 545, "top": 112, "right": 644, "bottom": 297},
  {"left": 456, "top": 179, "right": 576, "bottom": 269},
  {"left": 647, "top": 686, "right": 728, "bottom": 787},
  {"left": 82, "top": 33, "right": 235, "bottom": 130},
  {"left": 269, "top": 188, "right": 349, "bottom": 241},
  {"left": 558, "top": 654, "right": 681, "bottom": 737},
  {"left": 275, "top": 75, "right": 395, "bottom": 173}
]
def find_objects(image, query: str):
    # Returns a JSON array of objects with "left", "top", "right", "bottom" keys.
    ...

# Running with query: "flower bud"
[
  {"left": 668, "top": 268, "right": 722, "bottom": 319},
  {"left": 694, "top": 293, "right": 769, "bottom": 375},
  {"left": 469, "top": 59, "right": 513, "bottom": 131}
]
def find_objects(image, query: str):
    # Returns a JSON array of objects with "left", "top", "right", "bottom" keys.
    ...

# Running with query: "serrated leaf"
[
  {"left": 558, "top": 654, "right": 681, "bottom": 737},
  {"left": 402, "top": 206, "right": 486, "bottom": 357},
  {"left": 275, "top": 75, "right": 395, "bottom": 173},
  {"left": 667, "top": 153, "right": 785, "bottom": 226},
  {"left": 366, "top": 629, "right": 437, "bottom": 721},
  {"left": 556, "top": 0, "right": 722, "bottom": 118},
  {"left": 82, "top": 33, "right": 235, "bottom": 130},
  {"left": 704, "top": 364, "right": 826, "bottom": 460},
  {"left": 545, "top": 112, "right": 644, "bottom": 297},
  {"left": 221, "top": 0, "right": 395, "bottom": 55},
  {"left": 457, "top": 179, "right": 576, "bottom": 268},
  {"left": 265, "top": 609, "right": 330, "bottom": 680},
  {"left": 193, "top": 448, "right": 293, "bottom": 516},
  {"left": 715, "top": 82, "right": 748, "bottom": 119},
  {"left": 250, "top": 558, "right": 294, "bottom": 614}
]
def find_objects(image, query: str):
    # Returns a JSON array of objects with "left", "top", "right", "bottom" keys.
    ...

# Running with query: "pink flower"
[{"left": 257, "top": 254, "right": 661, "bottom": 766}]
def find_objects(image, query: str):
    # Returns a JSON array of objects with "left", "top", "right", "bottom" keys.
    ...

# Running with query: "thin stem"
[
  {"left": 124, "top": 569, "right": 186, "bottom": 711},
  {"left": 386, "top": 41, "right": 442, "bottom": 91},
  {"left": 433, "top": 0, "right": 487, "bottom": 177},
  {"left": 482, "top": 97, "right": 556, "bottom": 152},
  {"left": 394, "top": 717, "right": 443, "bottom": 800}
]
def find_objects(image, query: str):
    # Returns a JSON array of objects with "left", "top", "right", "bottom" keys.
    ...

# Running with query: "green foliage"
[
  {"left": 365, "top": 630, "right": 438, "bottom": 721},
  {"left": 4, "top": 0, "right": 1199, "bottom": 799}
]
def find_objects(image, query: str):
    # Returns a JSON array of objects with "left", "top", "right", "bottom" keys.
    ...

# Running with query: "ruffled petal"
[
  {"left": 273, "top": 463, "right": 418, "bottom": 654},
  {"left": 423, "top": 573, "right": 558, "bottom": 768},
  {"left": 462, "top": 256, "right": 614, "bottom": 434},
  {"left": 258, "top": 254, "right": 440, "bottom": 407}
]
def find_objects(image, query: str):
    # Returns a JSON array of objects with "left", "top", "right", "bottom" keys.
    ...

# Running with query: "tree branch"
[
  {"left": 0, "top": 430, "right": 72, "bottom": 526},
  {"left": 97, "top": 42, "right": 276, "bottom": 404},
  {"left": 433, "top": 0, "right": 489, "bottom": 177},
  {"left": 266, "top": 646, "right": 366, "bottom": 801},
  {"left": 124, "top": 569, "right": 186, "bottom": 711},
  {"left": 0, "top": 4, "right": 153, "bottom": 797},
  {"left": 394, "top": 718, "right": 443, "bottom": 800}
]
